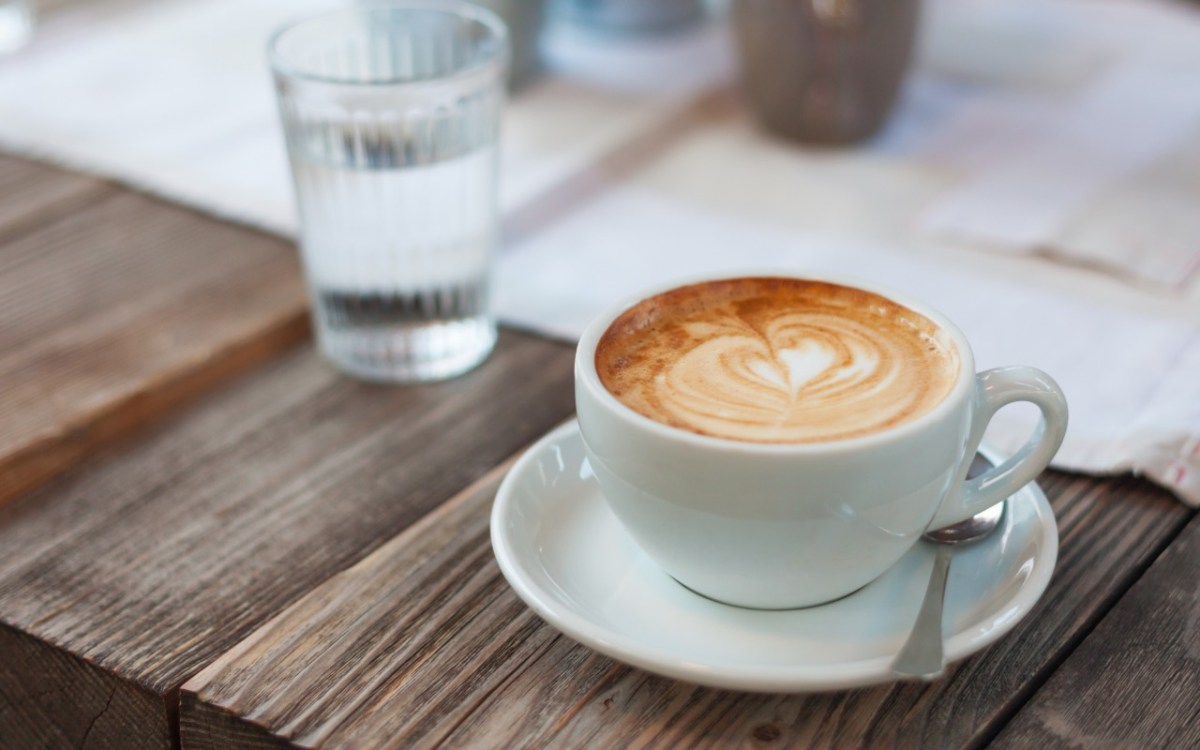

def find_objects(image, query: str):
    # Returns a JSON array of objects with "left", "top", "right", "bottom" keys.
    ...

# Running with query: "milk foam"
[{"left": 595, "top": 279, "right": 960, "bottom": 444}]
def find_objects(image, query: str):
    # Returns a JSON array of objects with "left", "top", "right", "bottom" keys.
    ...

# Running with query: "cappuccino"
[{"left": 595, "top": 278, "right": 960, "bottom": 444}]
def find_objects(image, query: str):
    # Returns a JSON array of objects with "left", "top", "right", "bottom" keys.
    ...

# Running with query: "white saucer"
[{"left": 491, "top": 421, "right": 1058, "bottom": 692}]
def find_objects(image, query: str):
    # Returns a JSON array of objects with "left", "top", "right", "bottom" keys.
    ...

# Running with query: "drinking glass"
[
  {"left": 270, "top": 2, "right": 509, "bottom": 382},
  {"left": 732, "top": 0, "right": 919, "bottom": 144},
  {"left": 475, "top": 0, "right": 547, "bottom": 89},
  {"left": 555, "top": 0, "right": 705, "bottom": 34}
]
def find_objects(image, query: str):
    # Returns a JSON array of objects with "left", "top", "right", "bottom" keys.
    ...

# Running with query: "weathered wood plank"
[
  {"left": 0, "top": 165, "right": 309, "bottom": 506},
  {"left": 0, "top": 333, "right": 576, "bottom": 750},
  {"left": 989, "top": 513, "right": 1200, "bottom": 750},
  {"left": 0, "top": 155, "right": 112, "bottom": 244},
  {"left": 179, "top": 457, "right": 536, "bottom": 750},
  {"left": 179, "top": 464, "right": 1191, "bottom": 749},
  {"left": 0, "top": 623, "right": 171, "bottom": 750}
]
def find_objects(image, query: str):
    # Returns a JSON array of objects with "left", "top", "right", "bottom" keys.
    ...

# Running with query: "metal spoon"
[{"left": 892, "top": 500, "right": 1005, "bottom": 680}]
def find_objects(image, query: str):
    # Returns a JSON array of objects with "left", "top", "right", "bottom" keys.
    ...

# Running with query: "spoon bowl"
[{"left": 925, "top": 500, "right": 1004, "bottom": 545}]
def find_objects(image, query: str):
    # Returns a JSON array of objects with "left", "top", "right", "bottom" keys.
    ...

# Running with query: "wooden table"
[{"left": 1, "top": 100, "right": 1199, "bottom": 750}]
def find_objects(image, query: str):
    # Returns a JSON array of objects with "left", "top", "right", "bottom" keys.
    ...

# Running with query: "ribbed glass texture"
[{"left": 270, "top": 2, "right": 509, "bottom": 382}]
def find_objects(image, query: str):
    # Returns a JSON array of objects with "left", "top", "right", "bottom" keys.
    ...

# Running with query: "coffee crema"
[{"left": 595, "top": 278, "right": 961, "bottom": 444}]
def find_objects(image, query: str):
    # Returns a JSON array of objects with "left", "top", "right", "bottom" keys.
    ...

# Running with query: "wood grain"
[
  {"left": 0, "top": 155, "right": 112, "bottom": 245},
  {"left": 179, "top": 455, "right": 550, "bottom": 750},
  {"left": 179, "top": 464, "right": 1191, "bottom": 750},
  {"left": 989, "top": 513, "right": 1200, "bottom": 750},
  {"left": 0, "top": 333, "right": 576, "bottom": 750},
  {"left": 0, "top": 623, "right": 171, "bottom": 750},
  {"left": 0, "top": 157, "right": 309, "bottom": 506}
]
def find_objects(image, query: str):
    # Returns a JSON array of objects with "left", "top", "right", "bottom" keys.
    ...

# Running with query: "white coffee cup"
[{"left": 575, "top": 273, "right": 1068, "bottom": 609}]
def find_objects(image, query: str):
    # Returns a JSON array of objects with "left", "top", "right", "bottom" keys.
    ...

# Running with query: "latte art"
[{"left": 595, "top": 279, "right": 961, "bottom": 444}]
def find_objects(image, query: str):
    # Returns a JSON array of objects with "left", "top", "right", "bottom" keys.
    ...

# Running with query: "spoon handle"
[{"left": 893, "top": 545, "right": 952, "bottom": 680}]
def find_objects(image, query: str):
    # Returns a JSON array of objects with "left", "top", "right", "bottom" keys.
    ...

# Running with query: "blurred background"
[{"left": 0, "top": 0, "right": 1198, "bottom": 500}]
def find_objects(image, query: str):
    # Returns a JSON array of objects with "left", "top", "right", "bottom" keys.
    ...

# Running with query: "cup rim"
[
  {"left": 268, "top": 0, "right": 510, "bottom": 88},
  {"left": 576, "top": 270, "right": 977, "bottom": 455}
]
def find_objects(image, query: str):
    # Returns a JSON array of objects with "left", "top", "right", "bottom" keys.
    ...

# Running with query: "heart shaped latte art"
[{"left": 596, "top": 279, "right": 961, "bottom": 444}]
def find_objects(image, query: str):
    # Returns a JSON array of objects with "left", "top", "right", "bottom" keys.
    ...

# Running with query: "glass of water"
[{"left": 270, "top": 2, "right": 508, "bottom": 382}]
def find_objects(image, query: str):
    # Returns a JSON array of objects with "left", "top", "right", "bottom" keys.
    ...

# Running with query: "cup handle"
[{"left": 927, "top": 366, "right": 1068, "bottom": 530}]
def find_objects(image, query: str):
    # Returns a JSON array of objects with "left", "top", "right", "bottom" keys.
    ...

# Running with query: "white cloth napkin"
[
  {"left": 496, "top": 186, "right": 1200, "bottom": 504},
  {"left": 1, "top": 0, "right": 1198, "bottom": 503},
  {"left": 913, "top": 0, "right": 1200, "bottom": 289},
  {"left": 0, "top": 0, "right": 732, "bottom": 233}
]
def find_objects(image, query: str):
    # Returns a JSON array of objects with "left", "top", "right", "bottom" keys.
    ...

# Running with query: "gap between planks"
[
  {"left": 989, "top": 509, "right": 1200, "bottom": 749},
  {"left": 184, "top": 447, "right": 533, "bottom": 692},
  {"left": 179, "top": 463, "right": 1192, "bottom": 750}
]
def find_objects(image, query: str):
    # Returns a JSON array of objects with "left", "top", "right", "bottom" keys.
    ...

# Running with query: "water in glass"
[{"left": 271, "top": 2, "right": 508, "bottom": 382}]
